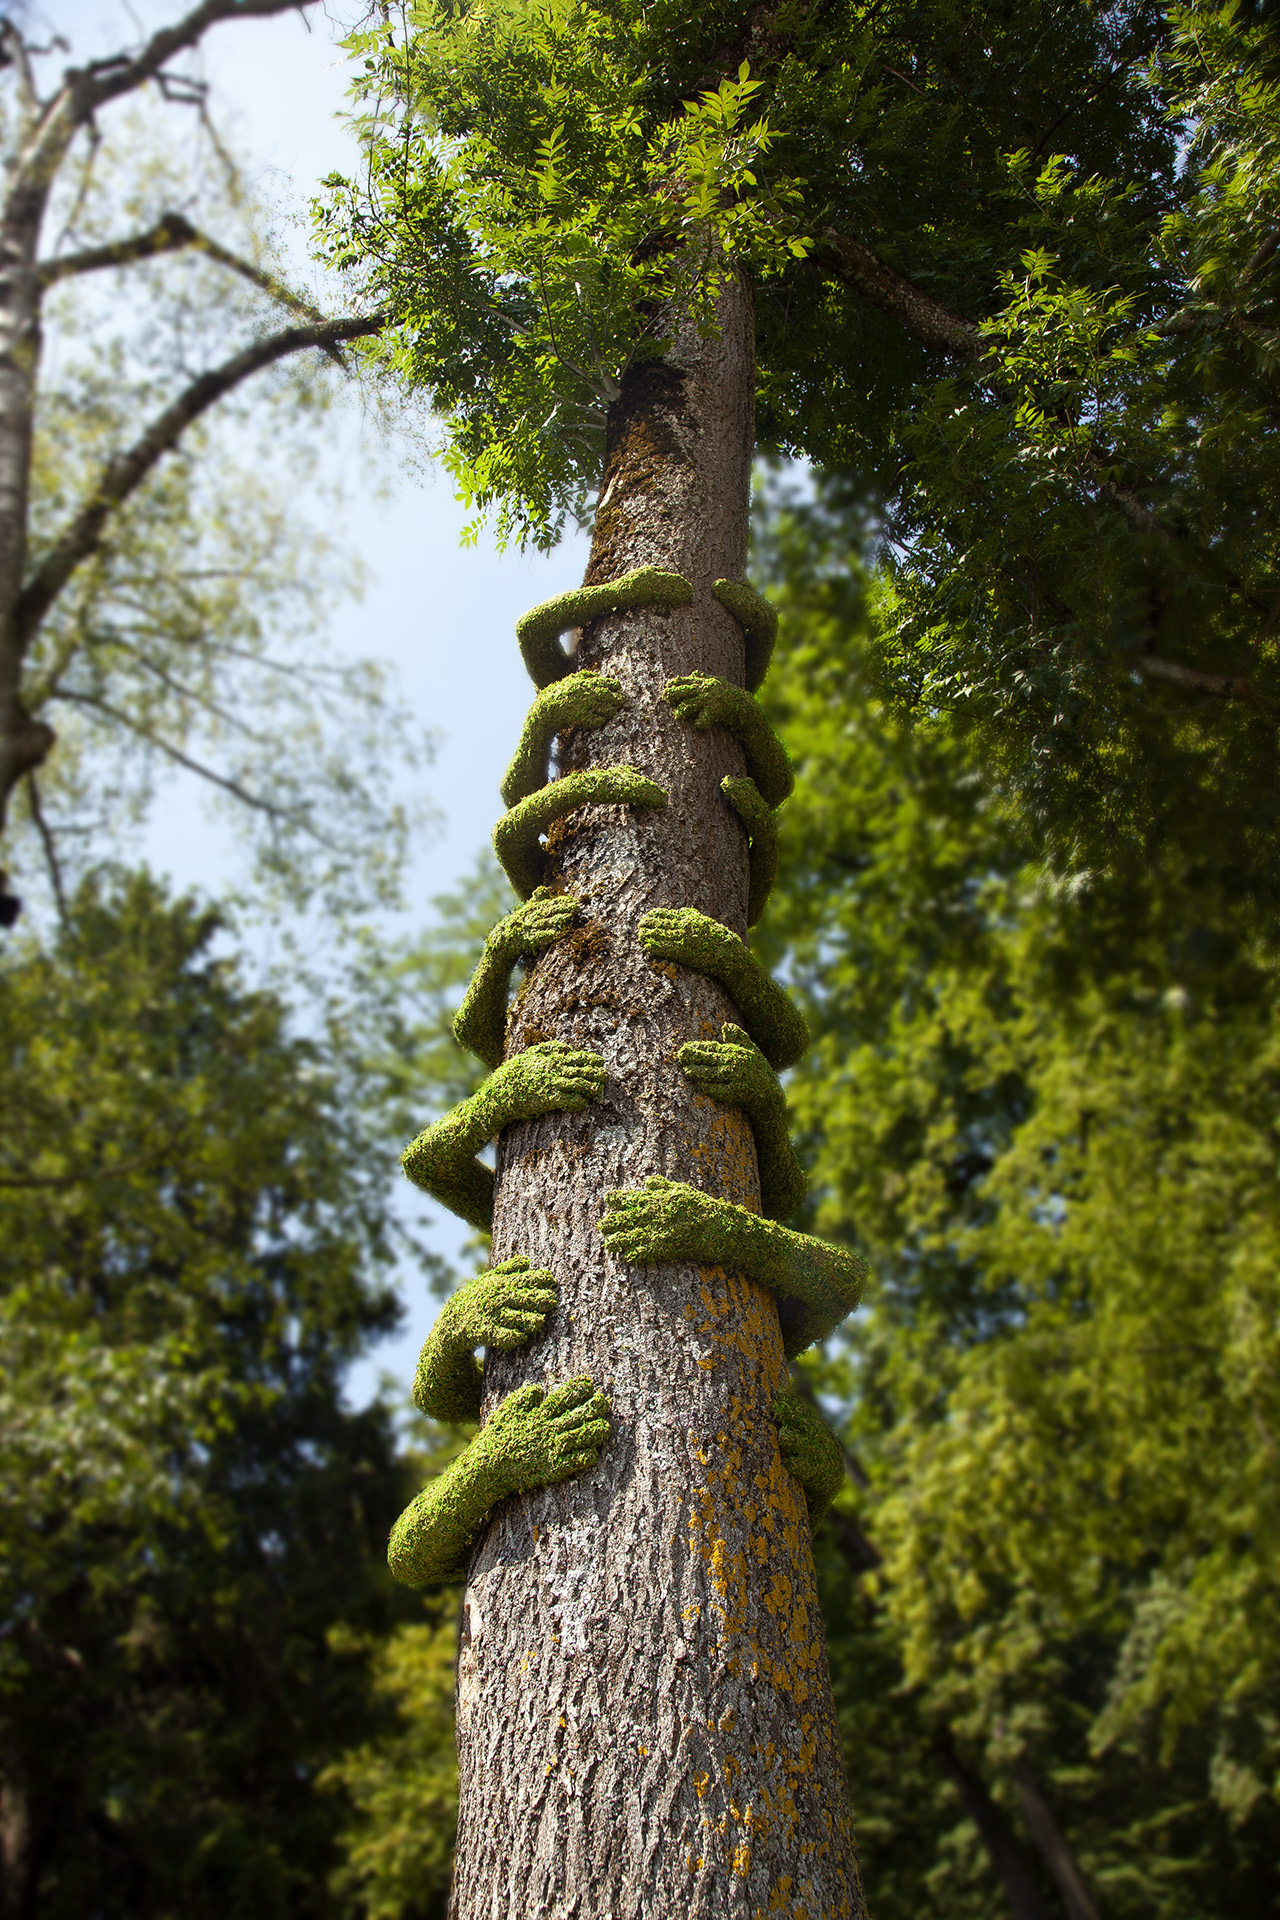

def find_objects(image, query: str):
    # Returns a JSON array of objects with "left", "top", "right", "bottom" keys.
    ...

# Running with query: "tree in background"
[
  {"left": 754, "top": 472, "right": 1280, "bottom": 1919},
  {"left": 0, "top": 872, "right": 438, "bottom": 1919},
  {"left": 0, "top": 3, "right": 416, "bottom": 924}
]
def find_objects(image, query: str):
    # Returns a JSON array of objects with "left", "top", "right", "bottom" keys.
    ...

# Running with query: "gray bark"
[{"left": 452, "top": 277, "right": 865, "bottom": 1918}]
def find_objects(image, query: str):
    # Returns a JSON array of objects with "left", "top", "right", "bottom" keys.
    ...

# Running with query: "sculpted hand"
[
  {"left": 664, "top": 671, "right": 742, "bottom": 732},
  {"left": 638, "top": 905, "right": 724, "bottom": 969},
  {"left": 477, "top": 1375, "right": 612, "bottom": 1496},
  {"left": 509, "top": 887, "right": 578, "bottom": 954},
  {"left": 541, "top": 671, "right": 627, "bottom": 734},
  {"left": 437, "top": 1257, "right": 558, "bottom": 1355},
  {"left": 491, "top": 1039, "right": 606, "bottom": 1124},
  {"left": 598, "top": 1174, "right": 714, "bottom": 1266},
  {"left": 773, "top": 1391, "right": 844, "bottom": 1524},
  {"left": 678, "top": 1023, "right": 775, "bottom": 1110}
]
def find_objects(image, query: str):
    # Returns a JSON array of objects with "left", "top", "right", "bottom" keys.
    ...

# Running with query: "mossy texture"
[
  {"left": 773, "top": 1390, "right": 845, "bottom": 1527},
  {"left": 721, "top": 776, "right": 778, "bottom": 927},
  {"left": 402, "top": 1041, "right": 606, "bottom": 1229},
  {"left": 500, "top": 672, "right": 628, "bottom": 808},
  {"left": 453, "top": 888, "right": 579, "bottom": 1069},
  {"left": 516, "top": 567, "right": 694, "bottom": 688},
  {"left": 637, "top": 906, "right": 808, "bottom": 1070},
  {"left": 413, "top": 1256, "right": 559, "bottom": 1424},
  {"left": 598, "top": 1173, "right": 864, "bottom": 1358},
  {"left": 678, "top": 1022, "right": 807, "bottom": 1221},
  {"left": 388, "top": 1376, "right": 612, "bottom": 1588},
  {"left": 712, "top": 578, "right": 779, "bottom": 692},
  {"left": 662, "top": 672, "right": 794, "bottom": 806},
  {"left": 493, "top": 766, "right": 666, "bottom": 898}
]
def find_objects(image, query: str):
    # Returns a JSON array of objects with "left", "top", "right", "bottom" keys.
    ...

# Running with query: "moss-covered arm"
[
  {"left": 638, "top": 907, "right": 808, "bottom": 1071},
  {"left": 663, "top": 673, "right": 793, "bottom": 807},
  {"left": 500, "top": 672, "right": 629, "bottom": 808},
  {"left": 599, "top": 1175, "right": 864, "bottom": 1358},
  {"left": 721, "top": 776, "right": 778, "bottom": 928},
  {"left": 713, "top": 579, "right": 779, "bottom": 693},
  {"left": 403, "top": 1041, "right": 607, "bottom": 1230},
  {"left": 773, "top": 1391, "right": 845, "bottom": 1528},
  {"left": 388, "top": 1375, "right": 612, "bottom": 1587},
  {"left": 453, "top": 889, "right": 579, "bottom": 1070},
  {"left": 413, "top": 1257, "right": 560, "bottom": 1424},
  {"left": 517, "top": 568, "right": 694, "bottom": 688},
  {"left": 677, "top": 1024, "right": 807, "bottom": 1221},
  {"left": 494, "top": 767, "right": 667, "bottom": 898}
]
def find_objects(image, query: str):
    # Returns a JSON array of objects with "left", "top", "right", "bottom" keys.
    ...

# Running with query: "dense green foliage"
[
  {"left": 324, "top": 0, "right": 1280, "bottom": 910},
  {"left": 0, "top": 875, "right": 426, "bottom": 1918},
  {"left": 756, "top": 478, "right": 1280, "bottom": 1917}
]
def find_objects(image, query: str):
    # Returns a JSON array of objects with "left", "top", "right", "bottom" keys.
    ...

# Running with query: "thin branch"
[
  {"left": 54, "top": 687, "right": 328, "bottom": 832},
  {"left": 1135, "top": 653, "right": 1279, "bottom": 717},
  {"left": 40, "top": 212, "right": 328, "bottom": 326},
  {"left": 15, "top": 310, "right": 384, "bottom": 648},
  {"left": 818, "top": 228, "right": 985, "bottom": 360},
  {"left": 25, "top": 774, "right": 68, "bottom": 924},
  {"left": 1241, "top": 227, "right": 1280, "bottom": 286},
  {"left": 72, "top": 0, "right": 320, "bottom": 121}
]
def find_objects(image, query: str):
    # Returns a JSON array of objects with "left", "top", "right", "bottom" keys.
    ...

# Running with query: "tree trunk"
[
  {"left": 1014, "top": 1765, "right": 1102, "bottom": 1920},
  {"left": 451, "top": 275, "right": 865, "bottom": 1918}
]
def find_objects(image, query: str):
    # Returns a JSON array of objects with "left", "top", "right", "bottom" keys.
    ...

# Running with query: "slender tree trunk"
[
  {"left": 1014, "top": 1765, "right": 1102, "bottom": 1920},
  {"left": 452, "top": 276, "right": 865, "bottom": 1918},
  {"left": 934, "top": 1743, "right": 1054, "bottom": 1920},
  {"left": 0, "top": 175, "right": 53, "bottom": 832}
]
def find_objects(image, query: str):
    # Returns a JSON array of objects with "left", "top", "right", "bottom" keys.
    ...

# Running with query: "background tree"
[
  {"left": 0, "top": 870, "right": 448, "bottom": 1920},
  {"left": 0, "top": 3, "right": 413, "bottom": 923}
]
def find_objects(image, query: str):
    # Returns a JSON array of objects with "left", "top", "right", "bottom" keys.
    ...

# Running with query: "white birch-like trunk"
[{"left": 451, "top": 277, "right": 865, "bottom": 1920}]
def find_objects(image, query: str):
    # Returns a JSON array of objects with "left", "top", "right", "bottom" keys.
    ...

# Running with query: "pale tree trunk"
[{"left": 452, "top": 276, "right": 865, "bottom": 1918}]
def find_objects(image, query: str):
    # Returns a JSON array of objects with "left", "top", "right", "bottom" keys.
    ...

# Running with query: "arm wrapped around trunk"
[
  {"left": 677, "top": 1023, "right": 807, "bottom": 1220},
  {"left": 638, "top": 906, "right": 808, "bottom": 1069},
  {"left": 493, "top": 767, "right": 667, "bottom": 898},
  {"left": 453, "top": 889, "right": 580, "bottom": 1069},
  {"left": 516, "top": 568, "right": 693, "bottom": 688},
  {"left": 388, "top": 1376, "right": 612, "bottom": 1588},
  {"left": 599, "top": 1174, "right": 865, "bottom": 1358},
  {"left": 501, "top": 672, "right": 629, "bottom": 807},
  {"left": 402, "top": 1041, "right": 606, "bottom": 1229}
]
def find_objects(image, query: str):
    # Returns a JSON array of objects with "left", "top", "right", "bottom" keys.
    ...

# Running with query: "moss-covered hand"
[
  {"left": 598, "top": 1174, "right": 864, "bottom": 1357},
  {"left": 453, "top": 888, "right": 580, "bottom": 1069},
  {"left": 403, "top": 1041, "right": 607, "bottom": 1229},
  {"left": 678, "top": 1023, "right": 806, "bottom": 1220},
  {"left": 638, "top": 906, "right": 808, "bottom": 1070}
]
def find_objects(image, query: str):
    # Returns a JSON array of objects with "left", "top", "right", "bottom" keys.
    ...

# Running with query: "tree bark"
[
  {"left": 1014, "top": 1765, "right": 1102, "bottom": 1920},
  {"left": 452, "top": 276, "right": 865, "bottom": 1918}
]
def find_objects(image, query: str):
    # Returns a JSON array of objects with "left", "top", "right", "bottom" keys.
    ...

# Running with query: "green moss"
[
  {"left": 721, "top": 776, "right": 778, "bottom": 927},
  {"left": 454, "top": 889, "right": 579, "bottom": 1069},
  {"left": 388, "top": 1375, "right": 612, "bottom": 1588},
  {"left": 413, "top": 1256, "right": 559, "bottom": 1423},
  {"left": 500, "top": 672, "right": 629, "bottom": 807},
  {"left": 516, "top": 567, "right": 694, "bottom": 689},
  {"left": 637, "top": 906, "right": 808, "bottom": 1069},
  {"left": 712, "top": 579, "right": 779, "bottom": 693},
  {"left": 402, "top": 1040, "right": 606, "bottom": 1228},
  {"left": 663, "top": 671, "right": 794, "bottom": 806},
  {"left": 677, "top": 1022, "right": 806, "bottom": 1220},
  {"left": 493, "top": 766, "right": 666, "bottom": 898},
  {"left": 773, "top": 1390, "right": 845, "bottom": 1527},
  {"left": 598, "top": 1174, "right": 864, "bottom": 1357}
]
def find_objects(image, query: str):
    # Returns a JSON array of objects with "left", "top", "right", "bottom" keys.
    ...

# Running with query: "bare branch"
[
  {"left": 40, "top": 212, "right": 328, "bottom": 326},
  {"left": 1136, "top": 652, "right": 1279, "bottom": 717},
  {"left": 72, "top": 1, "right": 320, "bottom": 122},
  {"left": 25, "top": 774, "right": 68, "bottom": 923},
  {"left": 818, "top": 228, "right": 984, "bottom": 361},
  {"left": 1242, "top": 227, "right": 1280, "bottom": 286},
  {"left": 15, "top": 309, "right": 384, "bottom": 647},
  {"left": 53, "top": 687, "right": 324, "bottom": 829}
]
